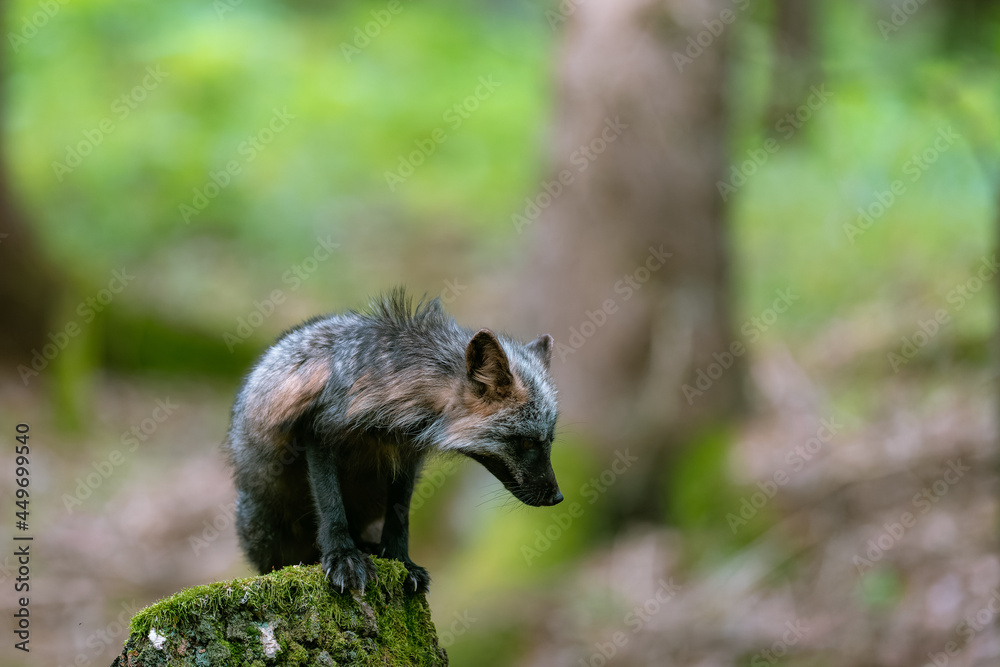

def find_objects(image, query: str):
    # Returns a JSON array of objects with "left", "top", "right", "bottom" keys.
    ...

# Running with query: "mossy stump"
[{"left": 111, "top": 558, "right": 447, "bottom": 666}]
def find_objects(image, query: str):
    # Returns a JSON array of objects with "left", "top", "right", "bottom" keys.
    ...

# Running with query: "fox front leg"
[
  {"left": 381, "top": 462, "right": 431, "bottom": 593},
  {"left": 305, "top": 445, "right": 376, "bottom": 594}
]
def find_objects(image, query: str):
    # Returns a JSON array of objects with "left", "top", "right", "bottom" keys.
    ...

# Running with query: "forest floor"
[
  {"left": 517, "top": 316, "right": 999, "bottom": 666},
  {"left": 0, "top": 310, "right": 995, "bottom": 667}
]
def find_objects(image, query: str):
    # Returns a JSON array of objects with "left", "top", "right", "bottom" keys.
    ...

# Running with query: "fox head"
[{"left": 454, "top": 328, "right": 562, "bottom": 507}]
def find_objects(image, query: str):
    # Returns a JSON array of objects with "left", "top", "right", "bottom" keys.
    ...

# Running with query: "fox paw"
[
  {"left": 401, "top": 559, "right": 431, "bottom": 594},
  {"left": 321, "top": 548, "right": 377, "bottom": 594}
]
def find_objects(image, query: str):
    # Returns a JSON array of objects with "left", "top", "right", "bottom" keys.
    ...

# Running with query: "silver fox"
[{"left": 225, "top": 289, "right": 561, "bottom": 593}]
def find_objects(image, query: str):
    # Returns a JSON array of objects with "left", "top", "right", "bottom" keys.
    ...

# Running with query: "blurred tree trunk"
[
  {"left": 0, "top": 11, "right": 61, "bottom": 367},
  {"left": 520, "top": 0, "right": 740, "bottom": 523},
  {"left": 0, "top": 179, "right": 62, "bottom": 364},
  {"left": 764, "top": 0, "right": 820, "bottom": 132}
]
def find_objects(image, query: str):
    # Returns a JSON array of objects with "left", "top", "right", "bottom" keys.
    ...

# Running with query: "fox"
[{"left": 225, "top": 288, "right": 561, "bottom": 594}]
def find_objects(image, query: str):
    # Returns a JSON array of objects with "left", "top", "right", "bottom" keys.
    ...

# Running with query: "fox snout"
[
  {"left": 535, "top": 486, "right": 564, "bottom": 506},
  {"left": 525, "top": 462, "right": 563, "bottom": 507},
  {"left": 468, "top": 450, "right": 563, "bottom": 507},
  {"left": 512, "top": 468, "right": 563, "bottom": 508}
]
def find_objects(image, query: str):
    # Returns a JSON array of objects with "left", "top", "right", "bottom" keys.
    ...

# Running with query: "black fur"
[{"left": 225, "top": 289, "right": 560, "bottom": 594}]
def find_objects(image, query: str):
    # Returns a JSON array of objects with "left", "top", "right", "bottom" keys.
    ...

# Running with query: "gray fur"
[{"left": 225, "top": 288, "right": 561, "bottom": 592}]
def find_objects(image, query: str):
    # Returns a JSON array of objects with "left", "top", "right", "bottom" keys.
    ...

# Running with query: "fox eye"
[
  {"left": 522, "top": 437, "right": 547, "bottom": 450},
  {"left": 519, "top": 436, "right": 547, "bottom": 450}
]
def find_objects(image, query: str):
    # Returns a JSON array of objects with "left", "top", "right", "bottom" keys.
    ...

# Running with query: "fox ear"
[
  {"left": 525, "top": 334, "right": 553, "bottom": 369},
  {"left": 466, "top": 329, "right": 514, "bottom": 400}
]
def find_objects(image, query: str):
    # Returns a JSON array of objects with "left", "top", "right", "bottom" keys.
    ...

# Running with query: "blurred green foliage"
[
  {"left": 7, "top": 0, "right": 995, "bottom": 358},
  {"left": 858, "top": 566, "right": 905, "bottom": 610},
  {"left": 730, "top": 2, "right": 997, "bottom": 342},
  {"left": 7, "top": 0, "right": 551, "bottom": 326}
]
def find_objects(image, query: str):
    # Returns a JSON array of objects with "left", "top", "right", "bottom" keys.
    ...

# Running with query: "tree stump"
[{"left": 111, "top": 558, "right": 447, "bottom": 666}]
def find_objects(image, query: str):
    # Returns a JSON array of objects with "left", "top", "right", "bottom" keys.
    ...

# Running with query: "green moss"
[{"left": 114, "top": 559, "right": 446, "bottom": 666}]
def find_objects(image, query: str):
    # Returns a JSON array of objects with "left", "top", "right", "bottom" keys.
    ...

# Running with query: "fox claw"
[
  {"left": 401, "top": 560, "right": 430, "bottom": 594},
  {"left": 321, "top": 548, "right": 376, "bottom": 594}
]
